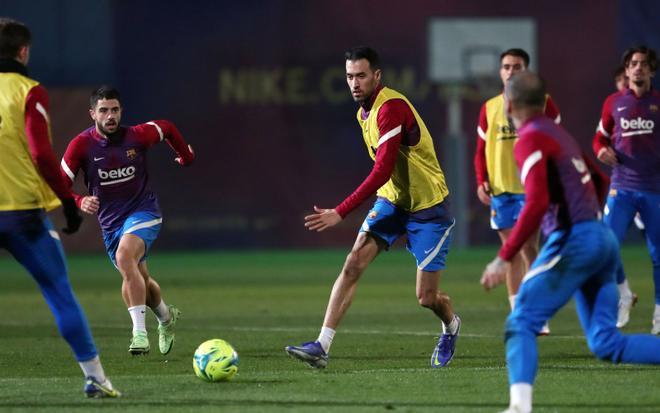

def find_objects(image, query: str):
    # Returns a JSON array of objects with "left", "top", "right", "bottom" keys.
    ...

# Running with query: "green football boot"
[
  {"left": 128, "top": 331, "right": 150, "bottom": 355},
  {"left": 158, "top": 305, "right": 181, "bottom": 355}
]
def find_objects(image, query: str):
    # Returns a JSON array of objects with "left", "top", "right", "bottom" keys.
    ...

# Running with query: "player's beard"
[
  {"left": 631, "top": 78, "right": 646, "bottom": 88},
  {"left": 97, "top": 121, "right": 120, "bottom": 138}
]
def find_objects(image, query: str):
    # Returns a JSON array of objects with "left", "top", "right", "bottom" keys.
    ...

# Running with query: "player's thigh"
[
  {"left": 490, "top": 193, "right": 525, "bottom": 231},
  {"left": 7, "top": 215, "right": 67, "bottom": 285},
  {"left": 359, "top": 198, "right": 406, "bottom": 250},
  {"left": 117, "top": 233, "right": 146, "bottom": 262},
  {"left": 638, "top": 191, "right": 660, "bottom": 262},
  {"left": 344, "top": 232, "right": 386, "bottom": 272},
  {"left": 416, "top": 269, "right": 441, "bottom": 297},
  {"left": 603, "top": 190, "right": 636, "bottom": 240},
  {"left": 514, "top": 235, "right": 587, "bottom": 326},
  {"left": 405, "top": 202, "right": 455, "bottom": 273}
]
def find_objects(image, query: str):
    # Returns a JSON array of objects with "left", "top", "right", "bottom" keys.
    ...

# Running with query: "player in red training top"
[
  {"left": 474, "top": 48, "right": 560, "bottom": 335},
  {"left": 286, "top": 46, "right": 460, "bottom": 369},
  {"left": 592, "top": 46, "right": 660, "bottom": 333},
  {"left": 481, "top": 70, "right": 660, "bottom": 413},
  {"left": 61, "top": 86, "right": 194, "bottom": 355}
]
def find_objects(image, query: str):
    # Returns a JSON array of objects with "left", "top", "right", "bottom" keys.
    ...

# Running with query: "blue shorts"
[
  {"left": 490, "top": 193, "right": 525, "bottom": 230},
  {"left": 359, "top": 198, "right": 455, "bottom": 272},
  {"left": 103, "top": 211, "right": 162, "bottom": 266}
]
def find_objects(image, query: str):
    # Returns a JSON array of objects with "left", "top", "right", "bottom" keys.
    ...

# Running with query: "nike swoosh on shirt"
[
  {"left": 424, "top": 247, "right": 435, "bottom": 254},
  {"left": 94, "top": 157, "right": 105, "bottom": 161},
  {"left": 616, "top": 107, "right": 626, "bottom": 112}
]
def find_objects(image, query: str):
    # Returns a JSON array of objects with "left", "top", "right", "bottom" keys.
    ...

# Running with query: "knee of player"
[
  {"left": 341, "top": 253, "right": 367, "bottom": 281},
  {"left": 114, "top": 250, "right": 138, "bottom": 274},
  {"left": 504, "top": 311, "right": 536, "bottom": 337},
  {"left": 416, "top": 290, "right": 437, "bottom": 308},
  {"left": 587, "top": 330, "right": 621, "bottom": 362}
]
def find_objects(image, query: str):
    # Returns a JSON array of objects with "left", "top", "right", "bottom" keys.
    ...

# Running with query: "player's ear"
[
  {"left": 17, "top": 45, "right": 30, "bottom": 65},
  {"left": 88, "top": 108, "right": 95, "bottom": 120}
]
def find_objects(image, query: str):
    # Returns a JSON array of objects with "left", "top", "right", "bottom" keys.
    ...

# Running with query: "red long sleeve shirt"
[{"left": 335, "top": 98, "right": 420, "bottom": 218}]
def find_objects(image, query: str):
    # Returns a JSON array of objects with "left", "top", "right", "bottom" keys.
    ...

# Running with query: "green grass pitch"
[{"left": 0, "top": 246, "right": 658, "bottom": 412}]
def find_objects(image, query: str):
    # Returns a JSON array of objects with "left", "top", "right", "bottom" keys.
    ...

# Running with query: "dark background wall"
[{"left": 2, "top": 0, "right": 658, "bottom": 252}]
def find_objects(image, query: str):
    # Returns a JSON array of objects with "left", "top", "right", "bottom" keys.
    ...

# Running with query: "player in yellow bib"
[
  {"left": 0, "top": 18, "right": 118, "bottom": 397},
  {"left": 286, "top": 46, "right": 460, "bottom": 369},
  {"left": 474, "top": 49, "right": 560, "bottom": 335}
]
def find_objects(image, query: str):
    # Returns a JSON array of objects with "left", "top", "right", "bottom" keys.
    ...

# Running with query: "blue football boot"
[
  {"left": 431, "top": 315, "right": 461, "bottom": 368},
  {"left": 285, "top": 341, "right": 328, "bottom": 369}
]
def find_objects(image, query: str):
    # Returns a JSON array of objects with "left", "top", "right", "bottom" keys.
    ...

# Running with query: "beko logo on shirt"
[
  {"left": 620, "top": 117, "right": 654, "bottom": 137},
  {"left": 98, "top": 166, "right": 136, "bottom": 185}
]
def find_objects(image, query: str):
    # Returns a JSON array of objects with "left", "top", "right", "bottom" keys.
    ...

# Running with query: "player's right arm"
[
  {"left": 474, "top": 103, "right": 491, "bottom": 205},
  {"left": 592, "top": 95, "right": 617, "bottom": 167},
  {"left": 25, "top": 85, "right": 82, "bottom": 233},
  {"left": 305, "top": 100, "right": 406, "bottom": 232},
  {"left": 60, "top": 136, "right": 98, "bottom": 214},
  {"left": 25, "top": 86, "right": 74, "bottom": 202}
]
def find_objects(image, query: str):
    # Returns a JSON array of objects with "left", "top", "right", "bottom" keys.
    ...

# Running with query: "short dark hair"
[
  {"left": 90, "top": 85, "right": 121, "bottom": 108},
  {"left": 614, "top": 65, "right": 626, "bottom": 78},
  {"left": 500, "top": 48, "right": 530, "bottom": 67},
  {"left": 345, "top": 46, "right": 381, "bottom": 71},
  {"left": 506, "top": 71, "right": 546, "bottom": 109},
  {"left": 622, "top": 45, "right": 658, "bottom": 72},
  {"left": 0, "top": 18, "right": 31, "bottom": 59}
]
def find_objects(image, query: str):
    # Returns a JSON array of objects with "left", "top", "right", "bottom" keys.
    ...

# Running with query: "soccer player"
[
  {"left": 285, "top": 46, "right": 460, "bottom": 369},
  {"left": 474, "top": 48, "right": 560, "bottom": 335},
  {"left": 0, "top": 18, "right": 119, "bottom": 398},
  {"left": 481, "top": 71, "right": 660, "bottom": 413},
  {"left": 592, "top": 46, "right": 660, "bottom": 333},
  {"left": 61, "top": 86, "right": 194, "bottom": 355}
]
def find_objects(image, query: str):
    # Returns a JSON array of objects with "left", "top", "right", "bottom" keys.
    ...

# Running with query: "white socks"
[
  {"left": 442, "top": 315, "right": 459, "bottom": 335},
  {"left": 618, "top": 280, "right": 633, "bottom": 299},
  {"left": 79, "top": 355, "right": 106, "bottom": 382},
  {"left": 510, "top": 383, "right": 533, "bottom": 413},
  {"left": 655, "top": 304, "right": 660, "bottom": 319},
  {"left": 152, "top": 300, "right": 171, "bottom": 324},
  {"left": 317, "top": 326, "right": 336, "bottom": 354},
  {"left": 128, "top": 305, "right": 147, "bottom": 333}
]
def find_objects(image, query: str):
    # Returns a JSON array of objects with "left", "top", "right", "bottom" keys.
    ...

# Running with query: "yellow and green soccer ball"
[{"left": 192, "top": 339, "right": 239, "bottom": 382}]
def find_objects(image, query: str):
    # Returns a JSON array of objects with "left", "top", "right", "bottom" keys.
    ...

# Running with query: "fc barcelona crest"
[
  {"left": 650, "top": 104, "right": 658, "bottom": 113},
  {"left": 126, "top": 148, "right": 137, "bottom": 160}
]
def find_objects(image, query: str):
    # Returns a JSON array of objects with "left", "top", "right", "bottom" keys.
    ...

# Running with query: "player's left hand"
[
  {"left": 175, "top": 144, "right": 194, "bottom": 166},
  {"left": 304, "top": 206, "right": 342, "bottom": 232},
  {"left": 480, "top": 256, "right": 510, "bottom": 291}
]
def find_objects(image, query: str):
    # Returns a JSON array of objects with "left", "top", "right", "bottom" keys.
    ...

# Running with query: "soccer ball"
[{"left": 192, "top": 339, "right": 239, "bottom": 382}]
